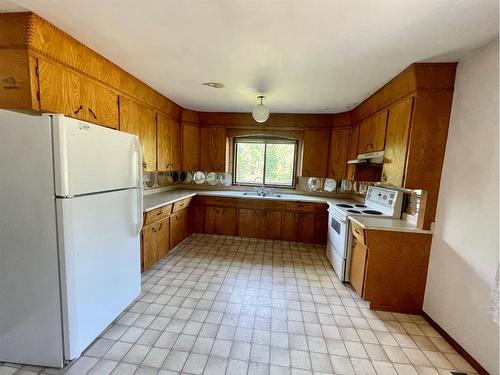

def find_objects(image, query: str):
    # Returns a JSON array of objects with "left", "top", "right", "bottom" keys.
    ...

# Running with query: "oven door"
[{"left": 327, "top": 209, "right": 348, "bottom": 258}]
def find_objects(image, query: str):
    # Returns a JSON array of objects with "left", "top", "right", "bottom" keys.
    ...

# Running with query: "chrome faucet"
[{"left": 253, "top": 177, "right": 267, "bottom": 196}]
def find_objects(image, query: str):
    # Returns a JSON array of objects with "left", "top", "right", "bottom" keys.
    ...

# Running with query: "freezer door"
[
  {"left": 52, "top": 115, "right": 141, "bottom": 197},
  {"left": 0, "top": 110, "right": 65, "bottom": 367},
  {"left": 57, "top": 189, "right": 141, "bottom": 360}
]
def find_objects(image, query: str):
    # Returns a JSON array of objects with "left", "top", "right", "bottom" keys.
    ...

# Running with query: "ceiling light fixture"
[
  {"left": 252, "top": 96, "right": 270, "bottom": 123},
  {"left": 202, "top": 82, "right": 224, "bottom": 88}
]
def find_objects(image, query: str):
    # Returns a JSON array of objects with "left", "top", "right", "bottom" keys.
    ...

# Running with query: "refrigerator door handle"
[
  {"left": 136, "top": 187, "right": 143, "bottom": 236},
  {"left": 131, "top": 136, "right": 142, "bottom": 188}
]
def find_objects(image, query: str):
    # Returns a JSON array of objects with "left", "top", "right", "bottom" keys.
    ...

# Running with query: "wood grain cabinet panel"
[
  {"left": 156, "top": 218, "right": 170, "bottom": 259},
  {"left": 346, "top": 124, "right": 360, "bottom": 180},
  {"left": 382, "top": 98, "right": 413, "bottom": 187},
  {"left": 205, "top": 206, "right": 237, "bottom": 235},
  {"left": 238, "top": 209, "right": 282, "bottom": 240},
  {"left": 38, "top": 59, "right": 83, "bottom": 119},
  {"left": 170, "top": 208, "right": 189, "bottom": 248},
  {"left": 81, "top": 77, "right": 119, "bottom": 129},
  {"left": 349, "top": 238, "right": 368, "bottom": 295},
  {"left": 314, "top": 213, "right": 328, "bottom": 244},
  {"left": 283, "top": 212, "right": 315, "bottom": 243},
  {"left": 302, "top": 129, "right": 330, "bottom": 177},
  {"left": 200, "top": 127, "right": 226, "bottom": 172},
  {"left": 189, "top": 204, "right": 205, "bottom": 234},
  {"left": 358, "top": 110, "right": 388, "bottom": 154},
  {"left": 141, "top": 224, "right": 158, "bottom": 272},
  {"left": 327, "top": 127, "right": 350, "bottom": 179},
  {"left": 182, "top": 124, "right": 201, "bottom": 170},
  {"left": 119, "top": 96, "right": 156, "bottom": 170},
  {"left": 157, "top": 113, "right": 182, "bottom": 171}
]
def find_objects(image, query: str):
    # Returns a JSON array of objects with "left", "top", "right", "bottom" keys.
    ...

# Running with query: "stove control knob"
[
  {"left": 388, "top": 199, "right": 393, "bottom": 205},
  {"left": 383, "top": 195, "right": 387, "bottom": 200}
]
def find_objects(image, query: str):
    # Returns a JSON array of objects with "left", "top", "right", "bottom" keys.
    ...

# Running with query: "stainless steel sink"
[{"left": 241, "top": 192, "right": 281, "bottom": 198}]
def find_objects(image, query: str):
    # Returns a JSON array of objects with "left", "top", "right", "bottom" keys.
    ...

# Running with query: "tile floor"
[{"left": 1, "top": 234, "right": 476, "bottom": 375}]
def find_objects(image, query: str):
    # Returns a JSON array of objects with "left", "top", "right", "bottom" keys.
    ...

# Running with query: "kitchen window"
[{"left": 233, "top": 137, "right": 298, "bottom": 187}]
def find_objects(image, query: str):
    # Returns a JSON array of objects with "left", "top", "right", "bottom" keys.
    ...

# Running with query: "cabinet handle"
[
  {"left": 74, "top": 105, "right": 83, "bottom": 115},
  {"left": 382, "top": 174, "right": 387, "bottom": 182},
  {"left": 157, "top": 211, "right": 163, "bottom": 216},
  {"left": 88, "top": 108, "right": 97, "bottom": 119},
  {"left": 158, "top": 223, "right": 163, "bottom": 231}
]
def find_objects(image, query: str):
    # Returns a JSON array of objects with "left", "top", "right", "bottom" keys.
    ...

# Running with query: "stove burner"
[
  {"left": 336, "top": 203, "right": 353, "bottom": 208},
  {"left": 354, "top": 204, "right": 367, "bottom": 208},
  {"left": 347, "top": 209, "right": 361, "bottom": 213},
  {"left": 363, "top": 210, "right": 383, "bottom": 215}
]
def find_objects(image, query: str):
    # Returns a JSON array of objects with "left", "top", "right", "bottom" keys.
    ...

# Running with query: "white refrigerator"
[{"left": 0, "top": 110, "right": 143, "bottom": 368}]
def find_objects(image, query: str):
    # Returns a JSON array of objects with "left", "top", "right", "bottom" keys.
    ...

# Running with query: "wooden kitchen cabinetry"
[
  {"left": 346, "top": 125, "right": 359, "bottom": 180},
  {"left": 357, "top": 110, "right": 388, "bottom": 154},
  {"left": 170, "top": 208, "right": 189, "bottom": 248},
  {"left": 38, "top": 58, "right": 119, "bottom": 129},
  {"left": 283, "top": 212, "right": 315, "bottom": 243},
  {"left": 182, "top": 123, "right": 201, "bottom": 170},
  {"left": 302, "top": 129, "right": 330, "bottom": 177},
  {"left": 239, "top": 209, "right": 283, "bottom": 240},
  {"left": 205, "top": 206, "right": 237, "bottom": 235},
  {"left": 381, "top": 97, "right": 413, "bottom": 187},
  {"left": 141, "top": 198, "right": 191, "bottom": 272},
  {"left": 200, "top": 127, "right": 226, "bottom": 172},
  {"left": 119, "top": 96, "right": 157, "bottom": 170},
  {"left": 157, "top": 113, "right": 182, "bottom": 171},
  {"left": 327, "top": 127, "right": 350, "bottom": 179},
  {"left": 349, "top": 221, "right": 432, "bottom": 313}
]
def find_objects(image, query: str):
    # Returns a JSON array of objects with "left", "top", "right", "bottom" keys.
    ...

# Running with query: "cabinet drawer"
[
  {"left": 285, "top": 201, "right": 322, "bottom": 213},
  {"left": 203, "top": 196, "right": 238, "bottom": 208},
  {"left": 172, "top": 197, "right": 192, "bottom": 213},
  {"left": 144, "top": 204, "right": 172, "bottom": 226},
  {"left": 351, "top": 222, "right": 365, "bottom": 244}
]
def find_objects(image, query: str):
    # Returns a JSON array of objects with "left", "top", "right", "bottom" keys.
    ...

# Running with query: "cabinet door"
[
  {"left": 119, "top": 97, "right": 156, "bottom": 170},
  {"left": 189, "top": 204, "right": 205, "bottom": 234},
  {"left": 142, "top": 224, "right": 157, "bottom": 271},
  {"left": 382, "top": 98, "right": 413, "bottom": 187},
  {"left": 283, "top": 212, "right": 315, "bottom": 242},
  {"left": 314, "top": 212, "right": 328, "bottom": 244},
  {"left": 349, "top": 238, "right": 368, "bottom": 295},
  {"left": 169, "top": 210, "right": 183, "bottom": 248},
  {"left": 81, "top": 77, "right": 119, "bottom": 129},
  {"left": 200, "top": 127, "right": 226, "bottom": 172},
  {"left": 205, "top": 206, "right": 236, "bottom": 235},
  {"left": 183, "top": 124, "right": 201, "bottom": 170},
  {"left": 38, "top": 59, "right": 83, "bottom": 119},
  {"left": 156, "top": 217, "right": 170, "bottom": 259},
  {"left": 239, "top": 209, "right": 282, "bottom": 239},
  {"left": 327, "top": 128, "right": 350, "bottom": 179},
  {"left": 169, "top": 118, "right": 182, "bottom": 170},
  {"left": 302, "top": 129, "right": 330, "bottom": 177},
  {"left": 358, "top": 110, "right": 388, "bottom": 154},
  {"left": 157, "top": 113, "right": 172, "bottom": 171},
  {"left": 346, "top": 125, "right": 359, "bottom": 180}
]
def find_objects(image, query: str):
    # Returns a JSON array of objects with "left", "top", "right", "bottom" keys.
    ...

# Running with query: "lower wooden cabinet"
[
  {"left": 141, "top": 217, "right": 169, "bottom": 272},
  {"left": 238, "top": 209, "right": 282, "bottom": 240},
  {"left": 349, "top": 237, "right": 368, "bottom": 295},
  {"left": 283, "top": 212, "right": 315, "bottom": 242},
  {"left": 170, "top": 208, "right": 189, "bottom": 248},
  {"left": 205, "top": 206, "right": 237, "bottom": 235}
]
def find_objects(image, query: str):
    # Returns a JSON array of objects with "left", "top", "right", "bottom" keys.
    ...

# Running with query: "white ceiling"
[{"left": 4, "top": 0, "right": 499, "bottom": 113}]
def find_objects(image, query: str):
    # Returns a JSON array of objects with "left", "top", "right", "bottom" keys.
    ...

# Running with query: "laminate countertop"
[
  {"left": 349, "top": 215, "right": 432, "bottom": 234},
  {"left": 143, "top": 188, "right": 349, "bottom": 212}
]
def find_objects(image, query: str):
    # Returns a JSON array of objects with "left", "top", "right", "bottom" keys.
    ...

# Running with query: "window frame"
[{"left": 232, "top": 136, "right": 298, "bottom": 189}]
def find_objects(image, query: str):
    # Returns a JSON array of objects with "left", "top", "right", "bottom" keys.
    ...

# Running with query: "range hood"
[{"left": 347, "top": 150, "right": 384, "bottom": 165}]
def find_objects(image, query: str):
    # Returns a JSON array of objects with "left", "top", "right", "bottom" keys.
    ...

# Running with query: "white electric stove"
[{"left": 326, "top": 186, "right": 404, "bottom": 281}]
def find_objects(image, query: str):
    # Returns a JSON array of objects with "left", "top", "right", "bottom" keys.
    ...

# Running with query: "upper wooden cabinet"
[
  {"left": 200, "top": 127, "right": 226, "bottom": 172},
  {"left": 157, "top": 113, "right": 181, "bottom": 171},
  {"left": 346, "top": 125, "right": 360, "bottom": 180},
  {"left": 358, "top": 110, "right": 388, "bottom": 154},
  {"left": 302, "top": 129, "right": 330, "bottom": 177},
  {"left": 327, "top": 127, "right": 350, "bottom": 179},
  {"left": 382, "top": 98, "right": 413, "bottom": 187},
  {"left": 119, "top": 97, "right": 156, "bottom": 170},
  {"left": 38, "top": 58, "right": 119, "bottom": 128},
  {"left": 182, "top": 124, "right": 201, "bottom": 170}
]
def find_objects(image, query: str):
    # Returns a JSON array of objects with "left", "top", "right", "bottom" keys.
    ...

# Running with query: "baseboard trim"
[{"left": 421, "top": 311, "right": 489, "bottom": 375}]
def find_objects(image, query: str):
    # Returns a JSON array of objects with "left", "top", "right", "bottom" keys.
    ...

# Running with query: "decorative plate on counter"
[
  {"left": 220, "top": 172, "right": 232, "bottom": 186},
  {"left": 206, "top": 172, "right": 219, "bottom": 185},
  {"left": 340, "top": 179, "right": 353, "bottom": 192},
  {"left": 324, "top": 178, "right": 336, "bottom": 192},
  {"left": 307, "top": 177, "right": 320, "bottom": 192},
  {"left": 193, "top": 171, "right": 206, "bottom": 184},
  {"left": 184, "top": 171, "right": 193, "bottom": 183}
]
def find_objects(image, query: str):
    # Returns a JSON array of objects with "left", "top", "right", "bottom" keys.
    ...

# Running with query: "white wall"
[{"left": 424, "top": 38, "right": 499, "bottom": 374}]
